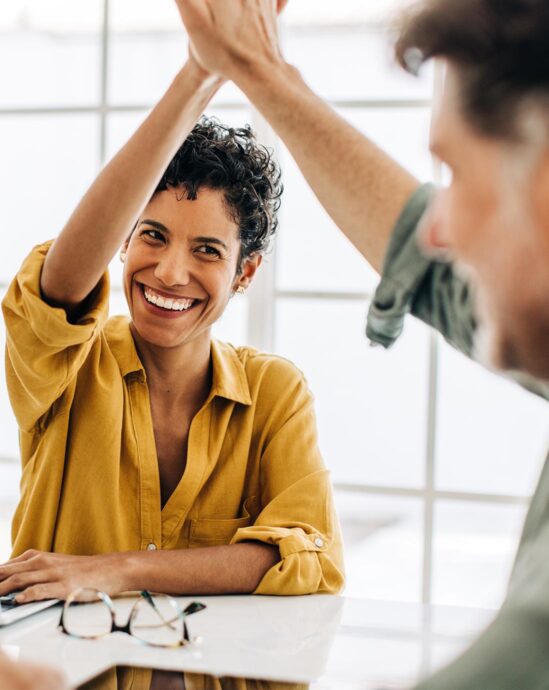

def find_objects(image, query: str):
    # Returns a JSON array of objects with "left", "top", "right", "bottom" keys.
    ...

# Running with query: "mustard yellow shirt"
[
  {"left": 84, "top": 667, "right": 307, "bottom": 690},
  {"left": 2, "top": 243, "right": 344, "bottom": 595}
]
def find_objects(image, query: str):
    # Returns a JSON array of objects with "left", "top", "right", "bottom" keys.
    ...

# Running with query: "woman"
[{"left": 0, "top": 16, "right": 343, "bottom": 601}]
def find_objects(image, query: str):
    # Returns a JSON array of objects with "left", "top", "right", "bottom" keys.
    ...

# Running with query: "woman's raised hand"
[{"left": 175, "top": 0, "right": 287, "bottom": 81}]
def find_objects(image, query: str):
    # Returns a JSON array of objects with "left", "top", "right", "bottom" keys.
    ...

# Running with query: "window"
[{"left": 1, "top": 0, "right": 547, "bottom": 608}]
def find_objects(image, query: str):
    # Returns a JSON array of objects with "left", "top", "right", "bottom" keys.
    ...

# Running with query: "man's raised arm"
[{"left": 176, "top": 0, "right": 419, "bottom": 273}]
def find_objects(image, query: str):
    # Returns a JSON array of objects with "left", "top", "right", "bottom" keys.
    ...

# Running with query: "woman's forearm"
[
  {"left": 41, "top": 61, "right": 221, "bottom": 311},
  {"left": 120, "top": 543, "right": 280, "bottom": 595}
]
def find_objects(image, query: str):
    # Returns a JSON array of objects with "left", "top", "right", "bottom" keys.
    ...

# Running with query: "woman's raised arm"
[{"left": 40, "top": 57, "right": 221, "bottom": 314}]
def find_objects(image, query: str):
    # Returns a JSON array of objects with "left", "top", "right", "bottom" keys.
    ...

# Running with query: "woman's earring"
[
  {"left": 236, "top": 286, "right": 246, "bottom": 295},
  {"left": 119, "top": 251, "right": 126, "bottom": 263}
]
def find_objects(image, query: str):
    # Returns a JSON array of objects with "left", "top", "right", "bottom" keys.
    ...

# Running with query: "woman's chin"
[{"left": 130, "top": 318, "right": 213, "bottom": 353}]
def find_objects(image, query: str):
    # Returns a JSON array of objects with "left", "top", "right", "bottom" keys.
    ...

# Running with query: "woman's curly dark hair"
[{"left": 155, "top": 117, "right": 283, "bottom": 268}]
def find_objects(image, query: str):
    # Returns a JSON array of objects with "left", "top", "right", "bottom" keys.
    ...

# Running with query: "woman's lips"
[{"left": 137, "top": 282, "right": 201, "bottom": 318}]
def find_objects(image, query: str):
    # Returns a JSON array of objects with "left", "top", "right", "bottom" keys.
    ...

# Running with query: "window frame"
[{"left": 0, "top": 0, "right": 535, "bottom": 607}]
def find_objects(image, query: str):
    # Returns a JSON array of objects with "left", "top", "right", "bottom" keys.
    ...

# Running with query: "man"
[{"left": 174, "top": 0, "right": 549, "bottom": 688}]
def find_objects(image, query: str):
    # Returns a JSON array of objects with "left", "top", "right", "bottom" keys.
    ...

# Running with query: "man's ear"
[{"left": 235, "top": 254, "right": 263, "bottom": 291}]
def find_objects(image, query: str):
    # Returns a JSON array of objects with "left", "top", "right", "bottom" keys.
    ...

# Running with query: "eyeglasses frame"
[{"left": 58, "top": 588, "right": 206, "bottom": 648}]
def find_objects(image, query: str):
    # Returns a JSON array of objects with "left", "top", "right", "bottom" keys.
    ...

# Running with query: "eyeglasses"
[{"left": 59, "top": 588, "right": 206, "bottom": 648}]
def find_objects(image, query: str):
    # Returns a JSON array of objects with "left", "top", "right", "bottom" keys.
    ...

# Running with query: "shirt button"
[
  {"left": 314, "top": 537, "right": 324, "bottom": 548},
  {"left": 146, "top": 543, "right": 157, "bottom": 551}
]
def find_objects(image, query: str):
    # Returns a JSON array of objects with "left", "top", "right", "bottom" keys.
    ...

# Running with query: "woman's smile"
[{"left": 135, "top": 280, "right": 203, "bottom": 320}]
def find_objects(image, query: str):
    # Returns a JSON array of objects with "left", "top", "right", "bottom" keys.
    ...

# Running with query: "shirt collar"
[
  {"left": 106, "top": 316, "right": 144, "bottom": 379},
  {"left": 209, "top": 339, "right": 252, "bottom": 406},
  {"left": 106, "top": 318, "right": 252, "bottom": 405}
]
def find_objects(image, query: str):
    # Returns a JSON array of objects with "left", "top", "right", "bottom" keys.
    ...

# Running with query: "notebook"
[{"left": 0, "top": 594, "right": 59, "bottom": 626}]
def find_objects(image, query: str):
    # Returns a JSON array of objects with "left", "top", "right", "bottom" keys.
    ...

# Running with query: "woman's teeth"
[{"left": 143, "top": 286, "right": 195, "bottom": 312}]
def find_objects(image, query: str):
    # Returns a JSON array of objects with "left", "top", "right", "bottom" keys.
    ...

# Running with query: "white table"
[{"left": 0, "top": 596, "right": 494, "bottom": 689}]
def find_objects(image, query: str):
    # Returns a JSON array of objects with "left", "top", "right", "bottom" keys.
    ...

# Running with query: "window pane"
[
  {"left": 283, "top": 0, "right": 415, "bottom": 27},
  {"left": 275, "top": 299, "right": 429, "bottom": 487},
  {"left": 109, "top": 32, "right": 246, "bottom": 106},
  {"left": 436, "top": 343, "right": 549, "bottom": 496},
  {"left": 275, "top": 143, "right": 377, "bottom": 293},
  {"left": 108, "top": 0, "right": 245, "bottom": 106},
  {"left": 342, "top": 107, "right": 433, "bottom": 181},
  {"left": 276, "top": 107, "right": 431, "bottom": 294},
  {"left": 281, "top": 26, "right": 432, "bottom": 102},
  {"left": 0, "top": 115, "right": 98, "bottom": 284},
  {"left": 433, "top": 501, "right": 526, "bottom": 608},
  {"left": 212, "top": 296, "right": 248, "bottom": 345},
  {"left": 337, "top": 491, "right": 422, "bottom": 602},
  {"left": 0, "top": 479, "right": 18, "bottom": 561},
  {"left": 0, "top": 1, "right": 101, "bottom": 107},
  {"left": 108, "top": 31, "right": 188, "bottom": 106},
  {"left": 106, "top": 109, "right": 253, "bottom": 164},
  {"left": 0, "top": 291, "right": 20, "bottom": 463}
]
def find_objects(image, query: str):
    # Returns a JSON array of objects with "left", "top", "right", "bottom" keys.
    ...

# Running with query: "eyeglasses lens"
[
  {"left": 63, "top": 589, "right": 112, "bottom": 639},
  {"left": 130, "top": 594, "right": 184, "bottom": 646}
]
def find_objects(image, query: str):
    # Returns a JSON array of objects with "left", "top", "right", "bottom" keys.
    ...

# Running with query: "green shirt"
[{"left": 366, "top": 184, "right": 549, "bottom": 690}]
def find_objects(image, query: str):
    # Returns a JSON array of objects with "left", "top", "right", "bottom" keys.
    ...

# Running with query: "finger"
[
  {"left": 1, "top": 549, "right": 40, "bottom": 566},
  {"left": 0, "top": 570, "right": 51, "bottom": 598},
  {"left": 0, "top": 552, "right": 52, "bottom": 583},
  {"left": 277, "top": 0, "right": 289, "bottom": 13},
  {"left": 18, "top": 582, "right": 67, "bottom": 604},
  {"left": 0, "top": 557, "right": 46, "bottom": 580}
]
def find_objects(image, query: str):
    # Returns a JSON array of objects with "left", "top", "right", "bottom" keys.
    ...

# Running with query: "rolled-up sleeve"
[
  {"left": 2, "top": 242, "right": 109, "bottom": 431},
  {"left": 366, "top": 183, "right": 477, "bottom": 358},
  {"left": 230, "top": 361, "right": 345, "bottom": 595}
]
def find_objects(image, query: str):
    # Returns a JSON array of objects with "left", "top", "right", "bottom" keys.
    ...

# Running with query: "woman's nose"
[{"left": 154, "top": 250, "right": 191, "bottom": 286}]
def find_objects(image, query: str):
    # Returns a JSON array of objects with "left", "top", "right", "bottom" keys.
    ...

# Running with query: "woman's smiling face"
[{"left": 123, "top": 186, "right": 259, "bottom": 350}]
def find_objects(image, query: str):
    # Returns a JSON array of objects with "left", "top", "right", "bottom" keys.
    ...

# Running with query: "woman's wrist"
[
  {"left": 176, "top": 58, "right": 225, "bottom": 98},
  {"left": 97, "top": 551, "right": 136, "bottom": 595}
]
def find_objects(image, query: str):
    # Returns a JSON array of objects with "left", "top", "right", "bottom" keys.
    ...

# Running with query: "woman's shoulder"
[{"left": 213, "top": 339, "right": 308, "bottom": 392}]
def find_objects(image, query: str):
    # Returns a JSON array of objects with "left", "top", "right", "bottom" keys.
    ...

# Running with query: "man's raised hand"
[{"left": 175, "top": 0, "right": 286, "bottom": 80}]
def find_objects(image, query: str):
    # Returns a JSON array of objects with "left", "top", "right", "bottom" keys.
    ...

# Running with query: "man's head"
[{"left": 396, "top": 0, "right": 549, "bottom": 379}]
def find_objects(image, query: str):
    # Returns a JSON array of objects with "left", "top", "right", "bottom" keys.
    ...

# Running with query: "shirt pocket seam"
[{"left": 189, "top": 497, "right": 256, "bottom": 544}]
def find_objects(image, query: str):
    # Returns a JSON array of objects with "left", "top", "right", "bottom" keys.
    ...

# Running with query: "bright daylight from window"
[{"left": 0, "top": 0, "right": 548, "bottom": 610}]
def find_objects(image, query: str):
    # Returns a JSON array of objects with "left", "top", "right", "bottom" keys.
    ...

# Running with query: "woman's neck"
[{"left": 130, "top": 326, "right": 213, "bottom": 409}]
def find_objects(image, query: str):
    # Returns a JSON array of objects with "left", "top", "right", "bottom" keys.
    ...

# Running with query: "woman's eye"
[
  {"left": 196, "top": 245, "right": 221, "bottom": 258},
  {"left": 141, "top": 229, "right": 164, "bottom": 242}
]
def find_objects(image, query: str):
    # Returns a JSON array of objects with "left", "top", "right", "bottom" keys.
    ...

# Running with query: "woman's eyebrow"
[
  {"left": 139, "top": 219, "right": 171, "bottom": 234},
  {"left": 193, "top": 236, "right": 229, "bottom": 251}
]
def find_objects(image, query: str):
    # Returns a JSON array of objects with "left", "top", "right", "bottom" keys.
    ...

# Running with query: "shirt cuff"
[
  {"left": 230, "top": 525, "right": 329, "bottom": 558},
  {"left": 366, "top": 183, "right": 437, "bottom": 348}
]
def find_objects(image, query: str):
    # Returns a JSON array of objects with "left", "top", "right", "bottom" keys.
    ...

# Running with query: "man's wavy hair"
[
  {"left": 155, "top": 117, "right": 283, "bottom": 270},
  {"left": 395, "top": 0, "right": 549, "bottom": 141}
]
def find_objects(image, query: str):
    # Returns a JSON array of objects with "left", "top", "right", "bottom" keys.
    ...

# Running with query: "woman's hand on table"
[
  {"left": 0, "top": 651, "right": 66, "bottom": 690},
  {"left": 0, "top": 550, "right": 128, "bottom": 602}
]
